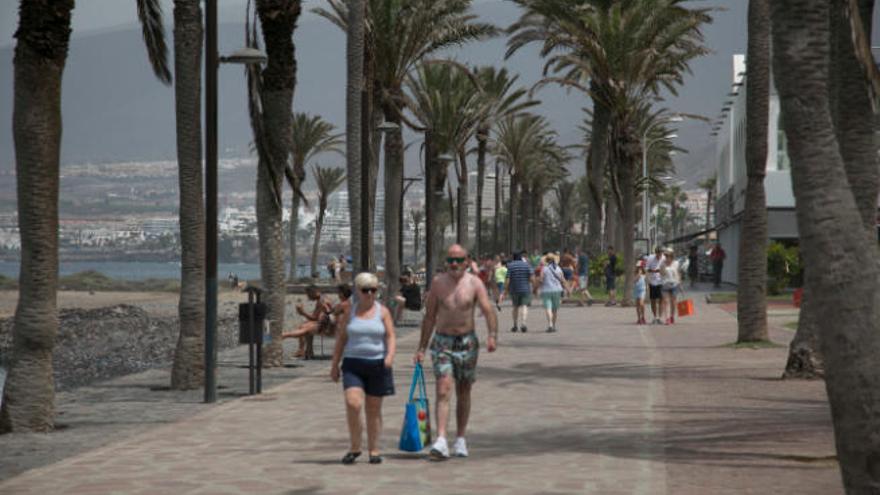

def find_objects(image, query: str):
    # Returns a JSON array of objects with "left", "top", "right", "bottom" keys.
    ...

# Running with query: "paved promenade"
[{"left": 0, "top": 293, "right": 841, "bottom": 494}]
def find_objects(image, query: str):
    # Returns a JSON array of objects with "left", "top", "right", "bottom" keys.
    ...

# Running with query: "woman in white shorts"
[{"left": 661, "top": 248, "right": 681, "bottom": 325}]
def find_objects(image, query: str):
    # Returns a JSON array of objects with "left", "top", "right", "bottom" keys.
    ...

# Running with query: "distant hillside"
[{"left": 0, "top": 1, "right": 786, "bottom": 186}]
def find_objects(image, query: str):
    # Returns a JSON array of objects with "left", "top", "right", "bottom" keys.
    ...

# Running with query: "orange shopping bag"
[{"left": 677, "top": 299, "right": 694, "bottom": 317}]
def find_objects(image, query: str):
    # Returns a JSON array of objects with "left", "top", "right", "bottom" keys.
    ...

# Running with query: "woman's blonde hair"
[{"left": 354, "top": 272, "right": 379, "bottom": 289}]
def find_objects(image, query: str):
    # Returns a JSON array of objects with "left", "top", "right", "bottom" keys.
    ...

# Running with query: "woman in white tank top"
[{"left": 330, "top": 272, "right": 396, "bottom": 465}]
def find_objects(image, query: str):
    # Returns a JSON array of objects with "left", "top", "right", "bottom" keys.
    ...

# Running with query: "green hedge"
[{"left": 767, "top": 242, "right": 801, "bottom": 295}]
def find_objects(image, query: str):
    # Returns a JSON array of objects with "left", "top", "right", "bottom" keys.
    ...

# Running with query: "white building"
[{"left": 713, "top": 54, "right": 798, "bottom": 285}]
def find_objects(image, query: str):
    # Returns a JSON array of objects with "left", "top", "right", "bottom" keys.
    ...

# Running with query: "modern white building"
[{"left": 713, "top": 54, "right": 797, "bottom": 285}]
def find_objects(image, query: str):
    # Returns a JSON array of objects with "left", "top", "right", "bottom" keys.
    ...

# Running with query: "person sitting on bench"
[{"left": 283, "top": 285, "right": 333, "bottom": 359}]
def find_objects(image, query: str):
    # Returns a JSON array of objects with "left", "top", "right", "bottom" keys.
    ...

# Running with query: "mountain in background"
[{"left": 0, "top": 1, "right": 802, "bottom": 191}]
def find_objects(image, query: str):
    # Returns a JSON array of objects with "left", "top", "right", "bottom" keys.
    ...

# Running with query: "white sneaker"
[
  {"left": 452, "top": 437, "right": 468, "bottom": 457},
  {"left": 429, "top": 436, "right": 450, "bottom": 460}
]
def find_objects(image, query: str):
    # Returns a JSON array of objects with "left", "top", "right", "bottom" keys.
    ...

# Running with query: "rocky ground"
[{"left": 0, "top": 290, "right": 306, "bottom": 391}]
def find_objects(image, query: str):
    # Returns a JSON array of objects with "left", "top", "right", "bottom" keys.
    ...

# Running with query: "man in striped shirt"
[{"left": 501, "top": 251, "right": 534, "bottom": 333}]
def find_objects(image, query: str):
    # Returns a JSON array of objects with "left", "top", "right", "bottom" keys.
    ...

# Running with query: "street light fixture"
[{"left": 205, "top": 0, "right": 267, "bottom": 404}]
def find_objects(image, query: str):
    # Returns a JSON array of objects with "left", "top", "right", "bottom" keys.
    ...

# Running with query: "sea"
[{"left": 0, "top": 261, "right": 327, "bottom": 281}]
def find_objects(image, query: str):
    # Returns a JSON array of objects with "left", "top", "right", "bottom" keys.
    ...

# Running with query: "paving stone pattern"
[{"left": 0, "top": 290, "right": 842, "bottom": 494}]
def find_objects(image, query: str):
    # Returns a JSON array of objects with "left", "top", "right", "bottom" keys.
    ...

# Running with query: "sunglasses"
[
  {"left": 360, "top": 287, "right": 378, "bottom": 294},
  {"left": 446, "top": 257, "right": 466, "bottom": 264}
]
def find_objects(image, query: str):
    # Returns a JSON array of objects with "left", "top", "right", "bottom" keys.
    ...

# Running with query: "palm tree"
[
  {"left": 315, "top": 0, "right": 495, "bottom": 295},
  {"left": 736, "top": 0, "right": 770, "bottom": 344},
  {"left": 473, "top": 66, "right": 538, "bottom": 257},
  {"left": 310, "top": 166, "right": 347, "bottom": 275},
  {"left": 772, "top": 0, "right": 880, "bottom": 488},
  {"left": 403, "top": 62, "right": 486, "bottom": 265},
  {"left": 288, "top": 113, "right": 344, "bottom": 281},
  {"left": 507, "top": 0, "right": 711, "bottom": 258},
  {"left": 2, "top": 0, "right": 172, "bottom": 431},
  {"left": 253, "top": 0, "right": 302, "bottom": 367},
  {"left": 553, "top": 180, "right": 576, "bottom": 247},
  {"left": 491, "top": 114, "right": 561, "bottom": 251},
  {"left": 170, "top": 0, "right": 206, "bottom": 390},
  {"left": 0, "top": 0, "right": 76, "bottom": 434},
  {"left": 345, "top": 0, "right": 366, "bottom": 273}
]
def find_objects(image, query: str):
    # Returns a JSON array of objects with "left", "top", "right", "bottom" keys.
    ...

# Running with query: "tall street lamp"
[
  {"left": 205, "top": 0, "right": 266, "bottom": 403},
  {"left": 641, "top": 115, "right": 682, "bottom": 246}
]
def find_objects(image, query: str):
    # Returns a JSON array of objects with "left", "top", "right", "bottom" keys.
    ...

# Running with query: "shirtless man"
[{"left": 414, "top": 244, "right": 498, "bottom": 460}]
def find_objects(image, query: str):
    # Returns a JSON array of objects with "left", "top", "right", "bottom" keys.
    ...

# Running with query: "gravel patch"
[{"left": 0, "top": 305, "right": 239, "bottom": 391}]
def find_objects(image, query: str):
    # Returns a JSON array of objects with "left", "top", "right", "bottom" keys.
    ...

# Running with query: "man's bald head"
[{"left": 447, "top": 244, "right": 467, "bottom": 257}]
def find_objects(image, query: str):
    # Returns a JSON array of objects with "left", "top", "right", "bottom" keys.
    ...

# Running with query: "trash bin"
[{"left": 238, "top": 302, "right": 267, "bottom": 344}]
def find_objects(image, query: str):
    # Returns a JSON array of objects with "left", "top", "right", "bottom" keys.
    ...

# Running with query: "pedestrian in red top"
[{"left": 709, "top": 242, "right": 726, "bottom": 288}]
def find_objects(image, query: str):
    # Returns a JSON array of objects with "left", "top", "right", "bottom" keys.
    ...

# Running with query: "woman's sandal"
[
  {"left": 341, "top": 452, "right": 361, "bottom": 465},
  {"left": 369, "top": 455, "right": 383, "bottom": 464}
]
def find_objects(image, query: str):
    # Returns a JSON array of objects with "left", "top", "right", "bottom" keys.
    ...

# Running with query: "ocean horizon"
[{"left": 0, "top": 260, "right": 328, "bottom": 282}]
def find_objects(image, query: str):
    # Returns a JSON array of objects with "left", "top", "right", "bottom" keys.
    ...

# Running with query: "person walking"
[
  {"left": 645, "top": 246, "right": 665, "bottom": 324},
  {"left": 575, "top": 247, "right": 593, "bottom": 305},
  {"left": 709, "top": 242, "right": 726, "bottom": 288},
  {"left": 493, "top": 260, "right": 508, "bottom": 311},
  {"left": 414, "top": 244, "right": 498, "bottom": 460},
  {"left": 538, "top": 253, "right": 565, "bottom": 332},
  {"left": 604, "top": 246, "right": 618, "bottom": 306},
  {"left": 501, "top": 250, "right": 534, "bottom": 332},
  {"left": 330, "top": 272, "right": 397, "bottom": 465},
  {"left": 633, "top": 265, "right": 647, "bottom": 324},
  {"left": 661, "top": 248, "right": 682, "bottom": 325}
]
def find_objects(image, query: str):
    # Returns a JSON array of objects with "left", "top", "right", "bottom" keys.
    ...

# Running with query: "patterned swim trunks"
[{"left": 430, "top": 330, "right": 479, "bottom": 384}]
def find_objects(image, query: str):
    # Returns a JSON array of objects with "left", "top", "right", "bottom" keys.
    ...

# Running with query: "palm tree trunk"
[
  {"left": 508, "top": 173, "right": 518, "bottom": 253},
  {"left": 288, "top": 190, "right": 300, "bottom": 280},
  {"left": 736, "top": 0, "right": 770, "bottom": 343},
  {"left": 0, "top": 0, "right": 73, "bottom": 433},
  {"left": 587, "top": 99, "right": 610, "bottom": 257},
  {"left": 310, "top": 206, "right": 325, "bottom": 275},
  {"left": 456, "top": 148, "right": 469, "bottom": 248},
  {"left": 605, "top": 196, "right": 617, "bottom": 250},
  {"left": 785, "top": 0, "right": 878, "bottom": 377},
  {"left": 494, "top": 163, "right": 501, "bottom": 253},
  {"left": 383, "top": 108, "right": 403, "bottom": 303},
  {"left": 256, "top": 0, "right": 300, "bottom": 367},
  {"left": 782, "top": 282, "right": 823, "bottom": 378},
  {"left": 772, "top": 1, "right": 880, "bottom": 489},
  {"left": 475, "top": 131, "right": 487, "bottom": 256},
  {"left": 834, "top": 0, "right": 878, "bottom": 229},
  {"left": 619, "top": 154, "right": 636, "bottom": 307},
  {"left": 346, "top": 0, "right": 364, "bottom": 272},
  {"left": 170, "top": 0, "right": 205, "bottom": 390}
]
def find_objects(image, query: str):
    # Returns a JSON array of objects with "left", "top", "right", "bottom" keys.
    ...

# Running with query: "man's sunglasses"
[
  {"left": 360, "top": 287, "right": 378, "bottom": 294},
  {"left": 446, "top": 257, "right": 466, "bottom": 264}
]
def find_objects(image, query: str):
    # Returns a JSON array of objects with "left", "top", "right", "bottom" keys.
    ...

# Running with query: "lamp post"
[
  {"left": 641, "top": 116, "right": 682, "bottom": 246},
  {"left": 205, "top": 0, "right": 266, "bottom": 403}
]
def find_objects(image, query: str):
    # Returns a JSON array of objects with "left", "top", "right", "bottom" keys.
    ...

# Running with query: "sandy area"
[{"left": 0, "top": 289, "right": 309, "bottom": 320}]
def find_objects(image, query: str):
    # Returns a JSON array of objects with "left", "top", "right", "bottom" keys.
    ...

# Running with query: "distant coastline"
[{"left": 0, "top": 260, "right": 325, "bottom": 281}]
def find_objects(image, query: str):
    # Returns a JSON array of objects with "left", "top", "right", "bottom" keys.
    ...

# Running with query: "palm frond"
[{"left": 137, "top": 0, "right": 172, "bottom": 85}]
